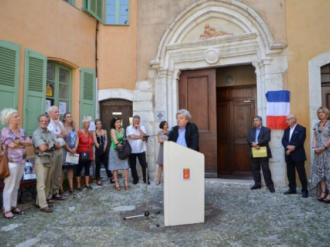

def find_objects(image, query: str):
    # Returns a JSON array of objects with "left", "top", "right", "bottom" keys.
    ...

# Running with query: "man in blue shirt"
[
  {"left": 168, "top": 109, "right": 199, "bottom": 151},
  {"left": 247, "top": 116, "right": 275, "bottom": 193}
]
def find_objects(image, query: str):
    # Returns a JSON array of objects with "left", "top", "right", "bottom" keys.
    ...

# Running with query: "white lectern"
[{"left": 164, "top": 141, "right": 205, "bottom": 226}]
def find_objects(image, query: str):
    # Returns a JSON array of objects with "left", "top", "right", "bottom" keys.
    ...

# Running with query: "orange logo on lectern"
[{"left": 183, "top": 168, "right": 190, "bottom": 180}]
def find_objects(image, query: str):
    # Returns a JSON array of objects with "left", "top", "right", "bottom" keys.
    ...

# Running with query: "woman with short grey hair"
[
  {"left": 168, "top": 109, "right": 199, "bottom": 151},
  {"left": 0, "top": 108, "right": 32, "bottom": 219}
]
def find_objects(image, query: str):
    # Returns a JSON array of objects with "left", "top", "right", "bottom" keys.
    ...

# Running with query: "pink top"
[
  {"left": 1, "top": 127, "right": 31, "bottom": 164},
  {"left": 77, "top": 130, "right": 94, "bottom": 161}
]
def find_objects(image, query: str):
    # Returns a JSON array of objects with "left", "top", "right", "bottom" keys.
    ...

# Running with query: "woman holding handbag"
[
  {"left": 76, "top": 118, "right": 94, "bottom": 191},
  {"left": 109, "top": 117, "right": 130, "bottom": 191},
  {"left": 0, "top": 108, "right": 32, "bottom": 219}
]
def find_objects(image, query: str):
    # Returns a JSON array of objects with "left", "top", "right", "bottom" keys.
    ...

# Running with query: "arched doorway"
[{"left": 100, "top": 99, "right": 133, "bottom": 150}]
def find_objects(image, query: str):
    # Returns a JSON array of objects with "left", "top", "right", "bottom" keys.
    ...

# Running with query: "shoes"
[
  {"left": 283, "top": 189, "right": 297, "bottom": 195},
  {"left": 269, "top": 186, "right": 275, "bottom": 193},
  {"left": 124, "top": 185, "right": 130, "bottom": 190},
  {"left": 59, "top": 189, "right": 64, "bottom": 195},
  {"left": 11, "top": 207, "right": 25, "bottom": 215},
  {"left": 35, "top": 204, "right": 53, "bottom": 208},
  {"left": 40, "top": 207, "right": 53, "bottom": 213},
  {"left": 85, "top": 185, "right": 93, "bottom": 190},
  {"left": 143, "top": 180, "right": 150, "bottom": 185},
  {"left": 69, "top": 188, "right": 76, "bottom": 195},
  {"left": 52, "top": 194, "right": 65, "bottom": 200},
  {"left": 3, "top": 210, "right": 16, "bottom": 219},
  {"left": 133, "top": 179, "right": 139, "bottom": 185},
  {"left": 110, "top": 178, "right": 115, "bottom": 184},
  {"left": 250, "top": 185, "right": 261, "bottom": 190},
  {"left": 115, "top": 185, "right": 121, "bottom": 191},
  {"left": 302, "top": 191, "right": 309, "bottom": 198},
  {"left": 97, "top": 181, "right": 103, "bottom": 186},
  {"left": 318, "top": 191, "right": 327, "bottom": 201},
  {"left": 77, "top": 187, "right": 83, "bottom": 192}
]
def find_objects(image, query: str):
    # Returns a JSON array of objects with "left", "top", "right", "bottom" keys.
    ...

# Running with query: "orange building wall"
[
  {"left": 286, "top": 0, "right": 330, "bottom": 174},
  {"left": 0, "top": 0, "right": 96, "bottom": 126},
  {"left": 98, "top": 0, "right": 137, "bottom": 90}
]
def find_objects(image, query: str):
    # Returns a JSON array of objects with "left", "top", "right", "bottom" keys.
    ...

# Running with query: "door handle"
[{"left": 244, "top": 100, "right": 251, "bottom": 103}]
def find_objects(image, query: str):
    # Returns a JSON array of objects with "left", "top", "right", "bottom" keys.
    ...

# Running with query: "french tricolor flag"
[{"left": 265, "top": 90, "right": 290, "bottom": 129}]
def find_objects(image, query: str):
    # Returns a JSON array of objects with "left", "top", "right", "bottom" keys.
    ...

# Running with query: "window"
[
  {"left": 46, "top": 63, "right": 72, "bottom": 117},
  {"left": 64, "top": 0, "right": 75, "bottom": 6},
  {"left": 105, "top": 0, "right": 129, "bottom": 25},
  {"left": 83, "top": 0, "right": 103, "bottom": 22}
]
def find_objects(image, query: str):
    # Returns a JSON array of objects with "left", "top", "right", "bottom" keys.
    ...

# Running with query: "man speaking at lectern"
[{"left": 168, "top": 109, "right": 199, "bottom": 151}]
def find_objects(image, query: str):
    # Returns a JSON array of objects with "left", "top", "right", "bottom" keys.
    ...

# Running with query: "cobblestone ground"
[{"left": 1, "top": 179, "right": 330, "bottom": 247}]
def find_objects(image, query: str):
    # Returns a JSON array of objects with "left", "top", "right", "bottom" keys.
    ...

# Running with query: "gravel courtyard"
[{"left": 1, "top": 179, "right": 329, "bottom": 247}]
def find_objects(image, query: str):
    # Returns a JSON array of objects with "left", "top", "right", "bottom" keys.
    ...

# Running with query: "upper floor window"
[
  {"left": 105, "top": 0, "right": 129, "bottom": 26},
  {"left": 64, "top": 0, "right": 75, "bottom": 6}
]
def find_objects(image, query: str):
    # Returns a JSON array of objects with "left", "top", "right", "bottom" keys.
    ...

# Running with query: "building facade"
[{"left": 1, "top": 0, "right": 330, "bottom": 184}]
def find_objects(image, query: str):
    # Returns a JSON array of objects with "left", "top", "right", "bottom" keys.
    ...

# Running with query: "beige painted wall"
[
  {"left": 0, "top": 0, "right": 97, "bottom": 126},
  {"left": 136, "top": 0, "right": 286, "bottom": 81},
  {"left": 286, "top": 0, "right": 330, "bottom": 175},
  {"left": 98, "top": 0, "right": 137, "bottom": 90},
  {"left": 216, "top": 65, "right": 256, "bottom": 87}
]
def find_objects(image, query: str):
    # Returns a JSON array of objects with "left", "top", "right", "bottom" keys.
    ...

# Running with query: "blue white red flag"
[{"left": 265, "top": 90, "right": 290, "bottom": 129}]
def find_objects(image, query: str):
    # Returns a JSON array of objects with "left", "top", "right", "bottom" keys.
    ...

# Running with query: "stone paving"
[{"left": 1, "top": 179, "right": 330, "bottom": 247}]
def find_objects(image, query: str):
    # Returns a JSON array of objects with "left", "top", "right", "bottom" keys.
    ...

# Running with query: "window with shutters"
[
  {"left": 83, "top": 0, "right": 103, "bottom": 23},
  {"left": 105, "top": 0, "right": 129, "bottom": 25},
  {"left": 64, "top": 0, "right": 75, "bottom": 6},
  {"left": 80, "top": 68, "right": 95, "bottom": 127},
  {"left": 0, "top": 40, "right": 20, "bottom": 129},
  {"left": 46, "top": 63, "right": 72, "bottom": 117}
]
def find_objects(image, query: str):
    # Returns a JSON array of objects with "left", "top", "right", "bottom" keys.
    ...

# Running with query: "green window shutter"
[
  {"left": 80, "top": 68, "right": 95, "bottom": 128},
  {"left": 0, "top": 40, "right": 20, "bottom": 130},
  {"left": 24, "top": 49, "right": 47, "bottom": 136},
  {"left": 83, "top": 0, "right": 103, "bottom": 23},
  {"left": 105, "top": 0, "right": 129, "bottom": 25}
]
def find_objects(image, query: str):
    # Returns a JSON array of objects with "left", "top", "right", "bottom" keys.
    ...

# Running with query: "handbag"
[
  {"left": 80, "top": 131, "right": 91, "bottom": 162},
  {"left": 0, "top": 145, "right": 10, "bottom": 179},
  {"left": 115, "top": 138, "right": 132, "bottom": 160}
]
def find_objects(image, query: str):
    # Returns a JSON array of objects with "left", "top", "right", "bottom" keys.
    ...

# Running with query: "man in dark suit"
[
  {"left": 281, "top": 114, "right": 308, "bottom": 198},
  {"left": 168, "top": 109, "right": 199, "bottom": 151},
  {"left": 247, "top": 116, "right": 275, "bottom": 193}
]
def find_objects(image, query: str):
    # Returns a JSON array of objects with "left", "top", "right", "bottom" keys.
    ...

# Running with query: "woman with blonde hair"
[
  {"left": 0, "top": 108, "right": 32, "bottom": 219},
  {"left": 59, "top": 112, "right": 79, "bottom": 194},
  {"left": 311, "top": 106, "right": 330, "bottom": 202}
]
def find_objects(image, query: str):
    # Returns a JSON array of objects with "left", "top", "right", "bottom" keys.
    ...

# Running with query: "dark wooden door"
[
  {"left": 179, "top": 69, "right": 217, "bottom": 177},
  {"left": 322, "top": 84, "right": 330, "bottom": 112},
  {"left": 217, "top": 86, "right": 256, "bottom": 178},
  {"left": 100, "top": 99, "right": 133, "bottom": 150}
]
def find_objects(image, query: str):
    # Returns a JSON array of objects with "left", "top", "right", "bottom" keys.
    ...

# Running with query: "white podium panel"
[{"left": 164, "top": 141, "right": 205, "bottom": 226}]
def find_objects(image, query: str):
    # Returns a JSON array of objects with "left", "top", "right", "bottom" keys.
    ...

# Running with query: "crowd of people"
[{"left": 1, "top": 105, "right": 329, "bottom": 219}]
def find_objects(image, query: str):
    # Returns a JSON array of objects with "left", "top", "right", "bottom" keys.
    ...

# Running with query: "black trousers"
[
  {"left": 95, "top": 148, "right": 113, "bottom": 180},
  {"left": 76, "top": 160, "right": 91, "bottom": 177},
  {"left": 286, "top": 156, "right": 308, "bottom": 192},
  {"left": 251, "top": 158, "right": 274, "bottom": 188},
  {"left": 129, "top": 152, "right": 149, "bottom": 182}
]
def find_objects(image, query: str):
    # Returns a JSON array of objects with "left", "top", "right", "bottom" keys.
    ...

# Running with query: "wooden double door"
[{"left": 179, "top": 69, "right": 255, "bottom": 178}]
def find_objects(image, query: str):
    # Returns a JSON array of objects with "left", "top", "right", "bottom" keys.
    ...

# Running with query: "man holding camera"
[{"left": 126, "top": 115, "right": 149, "bottom": 184}]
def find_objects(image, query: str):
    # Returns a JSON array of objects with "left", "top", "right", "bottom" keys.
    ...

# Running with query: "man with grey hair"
[
  {"left": 126, "top": 115, "right": 149, "bottom": 184},
  {"left": 47, "top": 106, "right": 67, "bottom": 200},
  {"left": 282, "top": 114, "right": 308, "bottom": 198},
  {"left": 247, "top": 115, "right": 275, "bottom": 193},
  {"left": 168, "top": 109, "right": 199, "bottom": 151}
]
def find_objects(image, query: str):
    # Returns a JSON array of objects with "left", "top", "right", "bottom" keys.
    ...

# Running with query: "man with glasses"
[
  {"left": 247, "top": 116, "right": 275, "bottom": 193},
  {"left": 282, "top": 114, "right": 308, "bottom": 198}
]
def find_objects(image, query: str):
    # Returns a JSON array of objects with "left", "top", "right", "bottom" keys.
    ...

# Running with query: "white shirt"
[
  {"left": 47, "top": 119, "right": 65, "bottom": 146},
  {"left": 289, "top": 124, "right": 297, "bottom": 142},
  {"left": 126, "top": 125, "right": 147, "bottom": 153}
]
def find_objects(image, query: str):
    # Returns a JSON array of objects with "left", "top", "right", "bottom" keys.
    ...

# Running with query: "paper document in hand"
[
  {"left": 252, "top": 147, "right": 267, "bottom": 158},
  {"left": 66, "top": 153, "right": 79, "bottom": 164}
]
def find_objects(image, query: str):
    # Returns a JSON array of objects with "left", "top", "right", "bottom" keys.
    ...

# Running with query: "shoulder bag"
[
  {"left": 115, "top": 136, "right": 132, "bottom": 160},
  {"left": 80, "top": 131, "right": 90, "bottom": 162},
  {"left": 0, "top": 145, "right": 10, "bottom": 179}
]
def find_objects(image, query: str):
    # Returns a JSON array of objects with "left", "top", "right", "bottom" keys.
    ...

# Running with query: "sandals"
[
  {"left": 115, "top": 185, "right": 121, "bottom": 191},
  {"left": 97, "top": 180, "right": 103, "bottom": 186},
  {"left": 3, "top": 210, "right": 16, "bottom": 219},
  {"left": 52, "top": 194, "right": 65, "bottom": 201},
  {"left": 59, "top": 189, "right": 65, "bottom": 195},
  {"left": 318, "top": 191, "right": 327, "bottom": 201},
  {"left": 323, "top": 195, "right": 330, "bottom": 203},
  {"left": 110, "top": 178, "right": 115, "bottom": 184},
  {"left": 69, "top": 188, "right": 76, "bottom": 195},
  {"left": 124, "top": 181, "right": 130, "bottom": 190},
  {"left": 11, "top": 207, "right": 25, "bottom": 215}
]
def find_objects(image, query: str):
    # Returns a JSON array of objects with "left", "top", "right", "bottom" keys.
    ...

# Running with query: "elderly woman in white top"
[{"left": 0, "top": 108, "right": 32, "bottom": 219}]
